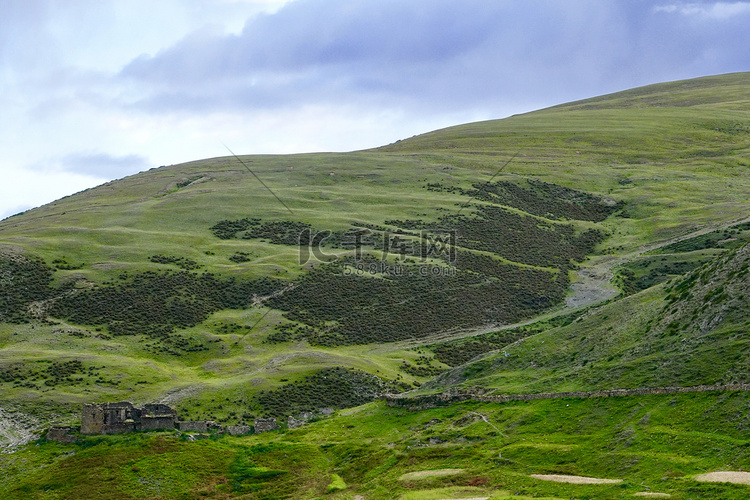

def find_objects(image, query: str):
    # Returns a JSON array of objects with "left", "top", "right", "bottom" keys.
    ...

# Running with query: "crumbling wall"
[
  {"left": 383, "top": 383, "right": 750, "bottom": 410},
  {"left": 254, "top": 417, "right": 278, "bottom": 433},
  {"left": 81, "top": 403, "right": 104, "bottom": 434},
  {"left": 177, "top": 421, "right": 208, "bottom": 432},
  {"left": 226, "top": 425, "right": 252, "bottom": 436},
  {"left": 142, "top": 404, "right": 175, "bottom": 416},
  {"left": 141, "top": 416, "right": 176, "bottom": 431},
  {"left": 46, "top": 427, "right": 76, "bottom": 443},
  {"left": 288, "top": 415, "right": 308, "bottom": 429}
]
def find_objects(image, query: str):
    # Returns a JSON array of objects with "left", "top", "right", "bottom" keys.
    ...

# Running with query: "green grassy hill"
[
  {"left": 2, "top": 72, "right": 750, "bottom": 499},
  {"left": 419, "top": 239, "right": 750, "bottom": 396}
]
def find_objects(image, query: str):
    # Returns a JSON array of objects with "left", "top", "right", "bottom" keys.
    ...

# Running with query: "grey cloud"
[
  {"left": 117, "top": 0, "right": 750, "bottom": 116},
  {"left": 60, "top": 152, "right": 150, "bottom": 177}
]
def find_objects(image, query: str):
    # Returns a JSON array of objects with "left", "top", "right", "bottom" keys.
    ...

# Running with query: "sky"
[{"left": 1, "top": 0, "right": 749, "bottom": 219}]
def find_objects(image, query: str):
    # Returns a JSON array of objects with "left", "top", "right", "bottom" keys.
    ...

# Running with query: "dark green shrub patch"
[
  {"left": 254, "top": 367, "right": 387, "bottom": 417},
  {"left": 50, "top": 270, "right": 284, "bottom": 350},
  {"left": 652, "top": 222, "right": 750, "bottom": 255},
  {"left": 268, "top": 254, "right": 567, "bottom": 345},
  {"left": 400, "top": 357, "right": 445, "bottom": 377},
  {"left": 427, "top": 178, "right": 622, "bottom": 222},
  {"left": 0, "top": 253, "right": 55, "bottom": 323},
  {"left": 210, "top": 180, "right": 610, "bottom": 346},
  {"left": 388, "top": 205, "right": 606, "bottom": 268},
  {"left": 209, "top": 218, "right": 312, "bottom": 244},
  {"left": 614, "top": 255, "right": 711, "bottom": 295},
  {"left": 51, "top": 258, "right": 83, "bottom": 270},
  {"left": 229, "top": 252, "right": 253, "bottom": 263},
  {"left": 0, "top": 359, "right": 111, "bottom": 390},
  {"left": 149, "top": 254, "right": 202, "bottom": 270}
]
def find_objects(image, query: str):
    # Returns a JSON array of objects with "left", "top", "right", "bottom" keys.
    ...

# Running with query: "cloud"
[
  {"left": 115, "top": 0, "right": 750, "bottom": 120},
  {"left": 654, "top": 1, "right": 750, "bottom": 19},
  {"left": 117, "top": 0, "right": 626, "bottom": 115},
  {"left": 59, "top": 152, "right": 151, "bottom": 177}
]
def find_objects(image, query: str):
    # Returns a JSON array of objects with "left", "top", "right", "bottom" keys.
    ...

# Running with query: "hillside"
[
  {"left": 1, "top": 72, "right": 750, "bottom": 499},
  {"left": 419, "top": 238, "right": 750, "bottom": 396}
]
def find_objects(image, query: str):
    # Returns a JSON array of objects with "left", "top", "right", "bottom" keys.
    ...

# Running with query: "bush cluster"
[
  {"left": 444, "top": 205, "right": 605, "bottom": 268},
  {"left": 400, "top": 357, "right": 445, "bottom": 377},
  {"left": 0, "top": 254, "right": 55, "bottom": 323},
  {"left": 149, "top": 254, "right": 202, "bottom": 270},
  {"left": 268, "top": 254, "right": 567, "bottom": 345},
  {"left": 654, "top": 223, "right": 750, "bottom": 255},
  {"left": 229, "top": 252, "right": 253, "bottom": 263},
  {"left": 210, "top": 218, "right": 312, "bottom": 245},
  {"left": 254, "top": 367, "right": 386, "bottom": 417},
  {"left": 428, "top": 315, "right": 577, "bottom": 367},
  {"left": 51, "top": 258, "right": 83, "bottom": 270},
  {"left": 0, "top": 360, "right": 110, "bottom": 390},
  {"left": 615, "top": 258, "right": 707, "bottom": 295},
  {"left": 51, "top": 270, "right": 283, "bottom": 352},
  {"left": 427, "top": 178, "right": 621, "bottom": 222}
]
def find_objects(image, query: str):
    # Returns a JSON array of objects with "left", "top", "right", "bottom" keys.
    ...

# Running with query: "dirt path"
[
  {"left": 0, "top": 406, "right": 43, "bottom": 453},
  {"left": 374, "top": 214, "right": 750, "bottom": 353}
]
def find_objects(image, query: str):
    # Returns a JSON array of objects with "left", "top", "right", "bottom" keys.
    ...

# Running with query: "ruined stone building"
[{"left": 81, "top": 402, "right": 177, "bottom": 434}]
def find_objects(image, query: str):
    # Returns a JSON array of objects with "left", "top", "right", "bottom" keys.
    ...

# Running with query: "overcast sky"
[{"left": 1, "top": 0, "right": 749, "bottom": 219}]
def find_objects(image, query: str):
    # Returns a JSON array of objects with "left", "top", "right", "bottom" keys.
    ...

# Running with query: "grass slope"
[
  {"left": 420, "top": 239, "right": 750, "bottom": 395},
  {"left": 5, "top": 392, "right": 750, "bottom": 499},
  {"left": 1, "top": 72, "right": 750, "bottom": 499}
]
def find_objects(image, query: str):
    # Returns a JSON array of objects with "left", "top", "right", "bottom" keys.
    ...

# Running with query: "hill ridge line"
[{"left": 383, "top": 383, "right": 750, "bottom": 408}]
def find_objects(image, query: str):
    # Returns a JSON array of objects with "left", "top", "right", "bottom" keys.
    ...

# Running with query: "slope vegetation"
[{"left": 0, "top": 71, "right": 749, "bottom": 449}]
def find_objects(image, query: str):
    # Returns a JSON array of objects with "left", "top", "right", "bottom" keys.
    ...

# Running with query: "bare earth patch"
[
  {"left": 694, "top": 471, "right": 750, "bottom": 485},
  {"left": 0, "top": 406, "right": 42, "bottom": 453},
  {"left": 530, "top": 474, "right": 622, "bottom": 484},
  {"left": 399, "top": 469, "right": 465, "bottom": 481},
  {"left": 633, "top": 493, "right": 672, "bottom": 498}
]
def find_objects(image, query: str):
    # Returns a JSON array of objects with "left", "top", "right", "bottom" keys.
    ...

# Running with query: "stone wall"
[
  {"left": 177, "top": 421, "right": 208, "bottom": 432},
  {"left": 384, "top": 383, "right": 750, "bottom": 409},
  {"left": 141, "top": 415, "right": 176, "bottom": 431},
  {"left": 254, "top": 417, "right": 278, "bottom": 433},
  {"left": 81, "top": 401, "right": 174, "bottom": 435},
  {"left": 46, "top": 427, "right": 76, "bottom": 444},
  {"left": 226, "top": 425, "right": 252, "bottom": 436},
  {"left": 81, "top": 403, "right": 104, "bottom": 434},
  {"left": 288, "top": 415, "right": 308, "bottom": 429},
  {"left": 142, "top": 404, "right": 175, "bottom": 417}
]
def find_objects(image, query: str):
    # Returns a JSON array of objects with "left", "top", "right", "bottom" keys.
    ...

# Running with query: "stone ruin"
[
  {"left": 81, "top": 402, "right": 177, "bottom": 435},
  {"left": 78, "top": 402, "right": 272, "bottom": 437},
  {"left": 46, "top": 426, "right": 77, "bottom": 443},
  {"left": 69, "top": 401, "right": 321, "bottom": 438},
  {"left": 253, "top": 417, "right": 279, "bottom": 433}
]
